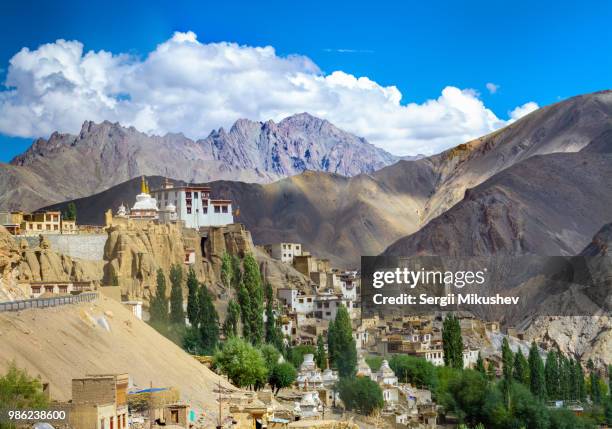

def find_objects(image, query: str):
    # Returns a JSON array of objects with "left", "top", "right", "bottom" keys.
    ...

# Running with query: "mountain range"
[
  {"left": 0, "top": 113, "right": 397, "bottom": 211},
  {"left": 39, "top": 91, "right": 612, "bottom": 266}
]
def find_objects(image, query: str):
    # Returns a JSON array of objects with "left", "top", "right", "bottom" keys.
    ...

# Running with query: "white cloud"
[
  {"left": 509, "top": 102, "right": 539, "bottom": 121},
  {"left": 0, "top": 32, "right": 538, "bottom": 156},
  {"left": 486, "top": 82, "right": 500, "bottom": 94}
]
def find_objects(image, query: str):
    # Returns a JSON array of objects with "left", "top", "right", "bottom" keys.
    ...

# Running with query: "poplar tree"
[
  {"left": 475, "top": 353, "right": 486, "bottom": 376},
  {"left": 528, "top": 341, "right": 546, "bottom": 400},
  {"left": 327, "top": 319, "right": 337, "bottom": 365},
  {"left": 150, "top": 268, "right": 168, "bottom": 324},
  {"left": 501, "top": 337, "right": 514, "bottom": 384},
  {"left": 264, "top": 283, "right": 277, "bottom": 345},
  {"left": 545, "top": 349, "right": 559, "bottom": 399},
  {"left": 169, "top": 264, "right": 184, "bottom": 325},
  {"left": 442, "top": 314, "right": 463, "bottom": 369},
  {"left": 223, "top": 299, "right": 241, "bottom": 337},
  {"left": 221, "top": 252, "right": 233, "bottom": 290},
  {"left": 587, "top": 358, "right": 601, "bottom": 404},
  {"left": 513, "top": 349, "right": 530, "bottom": 386},
  {"left": 237, "top": 281, "right": 252, "bottom": 341},
  {"left": 231, "top": 255, "right": 242, "bottom": 290},
  {"left": 576, "top": 360, "right": 586, "bottom": 401},
  {"left": 559, "top": 353, "right": 571, "bottom": 400},
  {"left": 198, "top": 284, "right": 219, "bottom": 354},
  {"left": 329, "top": 305, "right": 357, "bottom": 377},
  {"left": 315, "top": 334, "right": 327, "bottom": 370},
  {"left": 243, "top": 254, "right": 264, "bottom": 345},
  {"left": 186, "top": 267, "right": 199, "bottom": 326}
]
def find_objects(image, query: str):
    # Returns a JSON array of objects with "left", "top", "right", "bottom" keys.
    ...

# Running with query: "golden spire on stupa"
[{"left": 140, "top": 176, "right": 148, "bottom": 194}]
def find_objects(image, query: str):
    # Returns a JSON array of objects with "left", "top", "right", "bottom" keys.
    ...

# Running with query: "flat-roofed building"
[
  {"left": 151, "top": 178, "right": 233, "bottom": 229},
  {"left": 70, "top": 373, "right": 129, "bottom": 429},
  {"left": 264, "top": 242, "right": 303, "bottom": 264}
]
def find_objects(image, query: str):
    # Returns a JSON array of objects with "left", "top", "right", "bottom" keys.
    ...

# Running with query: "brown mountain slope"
[
  {"left": 420, "top": 90, "right": 612, "bottom": 223},
  {"left": 43, "top": 158, "right": 437, "bottom": 267},
  {"left": 38, "top": 91, "right": 612, "bottom": 266},
  {"left": 384, "top": 143, "right": 612, "bottom": 257},
  {"left": 0, "top": 113, "right": 396, "bottom": 211}
]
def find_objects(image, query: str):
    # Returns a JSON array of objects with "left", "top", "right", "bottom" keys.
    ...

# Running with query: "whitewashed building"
[
  {"left": 264, "top": 242, "right": 303, "bottom": 264},
  {"left": 150, "top": 179, "right": 233, "bottom": 229}
]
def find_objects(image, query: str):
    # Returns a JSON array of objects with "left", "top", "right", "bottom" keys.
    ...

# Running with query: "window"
[
  {"left": 186, "top": 191, "right": 192, "bottom": 198},
  {"left": 171, "top": 410, "right": 179, "bottom": 423},
  {"left": 203, "top": 207, "right": 208, "bottom": 214},
  {"left": 59, "top": 286, "right": 68, "bottom": 293},
  {"left": 37, "top": 224, "right": 42, "bottom": 230},
  {"left": 214, "top": 205, "right": 221, "bottom": 213},
  {"left": 194, "top": 192, "right": 198, "bottom": 198},
  {"left": 54, "top": 225, "right": 58, "bottom": 230},
  {"left": 31, "top": 286, "right": 41, "bottom": 294},
  {"left": 187, "top": 207, "right": 192, "bottom": 214},
  {"left": 45, "top": 286, "right": 54, "bottom": 293},
  {"left": 222, "top": 205, "right": 228, "bottom": 213}
]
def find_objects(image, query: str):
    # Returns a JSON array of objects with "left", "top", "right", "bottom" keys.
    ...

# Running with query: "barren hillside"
[{"left": 0, "top": 296, "right": 236, "bottom": 425}]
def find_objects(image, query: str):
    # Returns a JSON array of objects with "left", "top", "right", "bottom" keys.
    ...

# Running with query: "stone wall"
[{"left": 18, "top": 234, "right": 107, "bottom": 261}]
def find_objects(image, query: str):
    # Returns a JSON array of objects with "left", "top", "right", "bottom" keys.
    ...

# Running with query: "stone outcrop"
[
  {"left": 17, "top": 235, "right": 103, "bottom": 284},
  {"left": 102, "top": 220, "right": 311, "bottom": 305},
  {"left": 523, "top": 316, "right": 611, "bottom": 368},
  {"left": 0, "top": 227, "right": 103, "bottom": 301}
]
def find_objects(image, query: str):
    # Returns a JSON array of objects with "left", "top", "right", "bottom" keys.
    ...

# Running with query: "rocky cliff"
[
  {"left": 102, "top": 221, "right": 312, "bottom": 310},
  {"left": 1, "top": 113, "right": 397, "bottom": 211},
  {"left": 0, "top": 227, "right": 103, "bottom": 301}
]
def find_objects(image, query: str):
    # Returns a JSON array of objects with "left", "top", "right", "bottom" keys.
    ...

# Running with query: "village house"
[
  {"left": 70, "top": 373, "right": 129, "bottom": 429},
  {"left": 264, "top": 242, "right": 303, "bottom": 264},
  {"left": 27, "top": 280, "right": 92, "bottom": 298},
  {"left": 1, "top": 210, "right": 77, "bottom": 235}
]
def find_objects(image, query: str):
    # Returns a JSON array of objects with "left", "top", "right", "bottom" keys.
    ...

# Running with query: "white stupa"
[{"left": 129, "top": 177, "right": 159, "bottom": 219}]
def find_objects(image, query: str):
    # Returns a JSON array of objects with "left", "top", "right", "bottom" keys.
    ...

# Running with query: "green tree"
[
  {"left": 149, "top": 268, "right": 168, "bottom": 324},
  {"left": 169, "top": 264, "right": 184, "bottom": 325},
  {"left": 576, "top": 360, "right": 587, "bottom": 401},
  {"left": 337, "top": 377, "right": 384, "bottom": 415},
  {"left": 315, "top": 334, "right": 327, "bottom": 370},
  {"left": 237, "top": 281, "right": 252, "bottom": 341},
  {"left": 214, "top": 337, "right": 267, "bottom": 389},
  {"left": 0, "top": 362, "right": 49, "bottom": 418},
  {"left": 230, "top": 255, "right": 242, "bottom": 290},
  {"left": 501, "top": 337, "right": 514, "bottom": 385},
  {"left": 475, "top": 353, "right": 486, "bottom": 376},
  {"left": 558, "top": 353, "right": 571, "bottom": 400},
  {"left": 223, "top": 299, "right": 241, "bottom": 338},
  {"left": 587, "top": 358, "right": 601, "bottom": 404},
  {"left": 328, "top": 305, "right": 357, "bottom": 378},
  {"left": 186, "top": 267, "right": 199, "bottom": 326},
  {"left": 545, "top": 349, "right": 560, "bottom": 399},
  {"left": 286, "top": 345, "right": 316, "bottom": 369},
  {"left": 243, "top": 254, "right": 264, "bottom": 345},
  {"left": 442, "top": 313, "right": 464, "bottom": 369},
  {"left": 264, "top": 282, "right": 281, "bottom": 348},
  {"left": 389, "top": 354, "right": 437, "bottom": 389},
  {"left": 64, "top": 202, "right": 77, "bottom": 221},
  {"left": 269, "top": 362, "right": 297, "bottom": 395},
  {"left": 220, "top": 252, "right": 233, "bottom": 290},
  {"left": 513, "top": 349, "right": 530, "bottom": 386},
  {"left": 198, "top": 284, "right": 219, "bottom": 354},
  {"left": 259, "top": 344, "right": 282, "bottom": 374},
  {"left": 445, "top": 369, "right": 489, "bottom": 426},
  {"left": 528, "top": 341, "right": 546, "bottom": 400}
]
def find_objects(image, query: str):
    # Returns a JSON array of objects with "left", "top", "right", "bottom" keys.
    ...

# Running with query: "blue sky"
[{"left": 1, "top": 0, "right": 611, "bottom": 161}]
